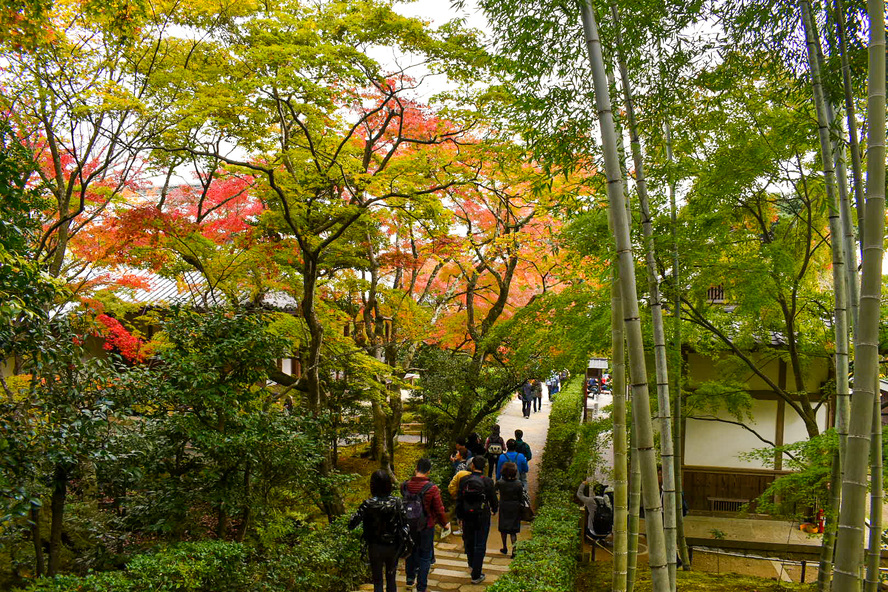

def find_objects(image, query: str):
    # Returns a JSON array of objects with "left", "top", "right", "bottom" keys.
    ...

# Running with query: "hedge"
[{"left": 488, "top": 379, "right": 585, "bottom": 592}]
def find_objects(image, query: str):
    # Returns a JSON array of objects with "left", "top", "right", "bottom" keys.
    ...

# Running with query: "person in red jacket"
[{"left": 401, "top": 458, "right": 450, "bottom": 592}]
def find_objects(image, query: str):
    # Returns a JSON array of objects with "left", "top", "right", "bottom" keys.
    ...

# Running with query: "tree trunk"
[
  {"left": 370, "top": 399, "right": 386, "bottom": 461},
  {"left": 31, "top": 503, "right": 44, "bottom": 577},
  {"left": 216, "top": 506, "right": 228, "bottom": 539},
  {"left": 236, "top": 462, "right": 251, "bottom": 543},
  {"left": 384, "top": 387, "right": 403, "bottom": 474},
  {"left": 580, "top": 4, "right": 669, "bottom": 590},
  {"left": 865, "top": 392, "right": 883, "bottom": 592},
  {"left": 611, "top": 233, "right": 629, "bottom": 592},
  {"left": 832, "top": 1, "right": 885, "bottom": 589},
  {"left": 301, "top": 255, "right": 345, "bottom": 518},
  {"left": 610, "top": 6, "right": 677, "bottom": 586},
  {"left": 48, "top": 464, "right": 67, "bottom": 577}
]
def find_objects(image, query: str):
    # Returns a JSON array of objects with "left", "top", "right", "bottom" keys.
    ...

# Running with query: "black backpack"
[
  {"left": 592, "top": 495, "right": 614, "bottom": 535},
  {"left": 402, "top": 481, "right": 434, "bottom": 534},
  {"left": 365, "top": 498, "right": 406, "bottom": 545},
  {"left": 459, "top": 473, "right": 488, "bottom": 517}
]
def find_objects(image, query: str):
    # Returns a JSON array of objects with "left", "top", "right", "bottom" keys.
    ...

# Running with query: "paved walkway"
[{"left": 358, "top": 391, "right": 553, "bottom": 592}]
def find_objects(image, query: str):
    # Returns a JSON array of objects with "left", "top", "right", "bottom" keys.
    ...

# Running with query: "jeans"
[
  {"left": 405, "top": 527, "right": 435, "bottom": 591},
  {"left": 521, "top": 399, "right": 532, "bottom": 417},
  {"left": 368, "top": 542, "right": 399, "bottom": 592},
  {"left": 533, "top": 396, "right": 541, "bottom": 412},
  {"left": 462, "top": 514, "right": 491, "bottom": 580}
]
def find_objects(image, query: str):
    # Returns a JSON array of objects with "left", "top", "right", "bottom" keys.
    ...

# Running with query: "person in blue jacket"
[{"left": 496, "top": 439, "right": 529, "bottom": 485}]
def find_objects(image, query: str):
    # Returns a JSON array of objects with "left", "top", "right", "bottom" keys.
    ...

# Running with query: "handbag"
[{"left": 521, "top": 490, "right": 535, "bottom": 522}]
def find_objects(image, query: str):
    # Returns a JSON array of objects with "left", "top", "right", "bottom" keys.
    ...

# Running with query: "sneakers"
[
  {"left": 471, "top": 574, "right": 486, "bottom": 585},
  {"left": 406, "top": 579, "right": 414, "bottom": 588},
  {"left": 500, "top": 547, "right": 508, "bottom": 555}
]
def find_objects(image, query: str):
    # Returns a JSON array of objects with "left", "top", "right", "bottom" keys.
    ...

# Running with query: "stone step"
[
  {"left": 356, "top": 572, "right": 500, "bottom": 592},
  {"left": 421, "top": 549, "right": 510, "bottom": 563},
  {"left": 424, "top": 567, "right": 502, "bottom": 585},
  {"left": 429, "top": 558, "right": 509, "bottom": 573}
]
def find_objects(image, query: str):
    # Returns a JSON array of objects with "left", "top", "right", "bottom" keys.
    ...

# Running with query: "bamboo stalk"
[
  {"left": 865, "top": 391, "right": 883, "bottom": 592},
  {"left": 611, "top": 254, "right": 629, "bottom": 592},
  {"left": 832, "top": 1, "right": 886, "bottom": 589},
  {"left": 628, "top": 413, "right": 641, "bottom": 592},
  {"left": 664, "top": 111, "right": 691, "bottom": 571},
  {"left": 579, "top": 3, "right": 670, "bottom": 590},
  {"left": 609, "top": 5, "right": 677, "bottom": 587},
  {"left": 800, "top": 3, "right": 852, "bottom": 587}
]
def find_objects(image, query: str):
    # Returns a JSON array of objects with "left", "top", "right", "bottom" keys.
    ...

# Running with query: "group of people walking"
[
  {"left": 519, "top": 372, "right": 567, "bottom": 418},
  {"left": 348, "top": 425, "right": 534, "bottom": 592},
  {"left": 519, "top": 379, "right": 544, "bottom": 417}
]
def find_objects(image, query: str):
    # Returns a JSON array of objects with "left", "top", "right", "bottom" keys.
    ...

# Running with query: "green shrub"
[
  {"left": 22, "top": 572, "right": 131, "bottom": 592},
  {"left": 489, "top": 381, "right": 584, "bottom": 592},
  {"left": 257, "top": 517, "right": 367, "bottom": 592},
  {"left": 22, "top": 542, "right": 252, "bottom": 592},
  {"left": 19, "top": 520, "right": 367, "bottom": 592}
]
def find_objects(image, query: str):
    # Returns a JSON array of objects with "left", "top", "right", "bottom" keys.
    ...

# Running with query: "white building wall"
[
  {"left": 685, "top": 399, "right": 778, "bottom": 469},
  {"left": 685, "top": 399, "right": 830, "bottom": 469}
]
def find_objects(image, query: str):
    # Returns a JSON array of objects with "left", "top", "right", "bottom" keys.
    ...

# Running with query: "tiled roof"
[{"left": 95, "top": 268, "right": 300, "bottom": 310}]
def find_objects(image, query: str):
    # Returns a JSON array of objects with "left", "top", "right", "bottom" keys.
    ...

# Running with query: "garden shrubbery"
[
  {"left": 488, "top": 379, "right": 585, "bottom": 592},
  {"left": 19, "top": 519, "right": 368, "bottom": 592}
]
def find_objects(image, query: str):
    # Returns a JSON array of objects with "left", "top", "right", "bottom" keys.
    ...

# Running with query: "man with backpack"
[
  {"left": 401, "top": 459, "right": 450, "bottom": 592},
  {"left": 496, "top": 439, "right": 530, "bottom": 485},
  {"left": 457, "top": 456, "right": 498, "bottom": 585},
  {"left": 514, "top": 429, "right": 532, "bottom": 463}
]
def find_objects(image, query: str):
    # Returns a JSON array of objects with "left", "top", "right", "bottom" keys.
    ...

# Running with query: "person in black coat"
[
  {"left": 495, "top": 462, "right": 524, "bottom": 557},
  {"left": 348, "top": 470, "right": 408, "bottom": 592}
]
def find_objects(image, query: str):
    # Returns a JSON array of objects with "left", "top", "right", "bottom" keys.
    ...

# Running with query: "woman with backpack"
[
  {"left": 484, "top": 424, "right": 506, "bottom": 479},
  {"left": 348, "top": 470, "right": 409, "bottom": 592},
  {"left": 495, "top": 462, "right": 524, "bottom": 557}
]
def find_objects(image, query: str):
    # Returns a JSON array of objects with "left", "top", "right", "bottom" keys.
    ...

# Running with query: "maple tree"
[{"left": 410, "top": 139, "right": 576, "bottom": 440}]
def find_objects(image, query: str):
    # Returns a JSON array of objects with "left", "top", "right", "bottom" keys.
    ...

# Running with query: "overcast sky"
[{"left": 395, "top": 0, "right": 489, "bottom": 33}]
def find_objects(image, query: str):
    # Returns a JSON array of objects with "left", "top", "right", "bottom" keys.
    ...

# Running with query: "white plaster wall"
[
  {"left": 685, "top": 399, "right": 830, "bottom": 469},
  {"left": 684, "top": 399, "right": 778, "bottom": 469},
  {"left": 282, "top": 358, "right": 292, "bottom": 375},
  {"left": 783, "top": 402, "right": 829, "bottom": 443}
]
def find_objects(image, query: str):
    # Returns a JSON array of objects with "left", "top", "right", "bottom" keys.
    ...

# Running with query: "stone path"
[{"left": 358, "top": 390, "right": 554, "bottom": 592}]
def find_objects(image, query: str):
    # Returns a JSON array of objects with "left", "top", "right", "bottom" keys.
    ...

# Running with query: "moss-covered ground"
[
  {"left": 337, "top": 441, "right": 429, "bottom": 510},
  {"left": 576, "top": 560, "right": 817, "bottom": 592}
]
